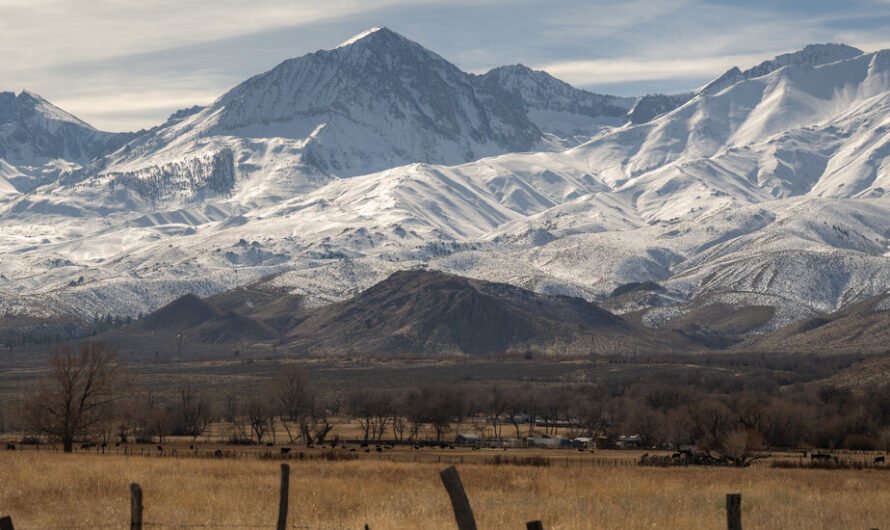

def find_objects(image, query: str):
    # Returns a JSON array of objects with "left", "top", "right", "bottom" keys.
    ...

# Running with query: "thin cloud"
[
  {"left": 4, "top": 0, "right": 890, "bottom": 131},
  {"left": 537, "top": 54, "right": 769, "bottom": 86}
]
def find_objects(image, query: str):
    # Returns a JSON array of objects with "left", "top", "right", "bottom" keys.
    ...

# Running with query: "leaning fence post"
[
  {"left": 439, "top": 466, "right": 477, "bottom": 530},
  {"left": 277, "top": 463, "right": 290, "bottom": 530},
  {"left": 726, "top": 493, "right": 741, "bottom": 530},
  {"left": 527, "top": 521, "right": 544, "bottom": 530},
  {"left": 130, "top": 483, "right": 143, "bottom": 530}
]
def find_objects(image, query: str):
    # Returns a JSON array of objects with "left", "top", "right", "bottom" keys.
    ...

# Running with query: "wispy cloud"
[
  {"left": 4, "top": 0, "right": 890, "bottom": 131},
  {"left": 0, "top": 0, "right": 448, "bottom": 70},
  {"left": 537, "top": 54, "right": 768, "bottom": 86}
]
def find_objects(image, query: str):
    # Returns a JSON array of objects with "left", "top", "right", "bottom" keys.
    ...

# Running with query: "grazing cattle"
[
  {"left": 266, "top": 442, "right": 274, "bottom": 447},
  {"left": 6, "top": 443, "right": 15, "bottom": 451},
  {"left": 375, "top": 447, "right": 382, "bottom": 453},
  {"left": 280, "top": 448, "right": 291, "bottom": 455},
  {"left": 214, "top": 449, "right": 223, "bottom": 458},
  {"left": 157, "top": 445, "right": 164, "bottom": 453},
  {"left": 875, "top": 456, "right": 886, "bottom": 464},
  {"left": 189, "top": 445, "right": 195, "bottom": 451},
  {"left": 810, "top": 453, "right": 832, "bottom": 460}
]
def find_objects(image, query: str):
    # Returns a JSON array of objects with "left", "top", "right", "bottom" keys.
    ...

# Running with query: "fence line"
[
  {"left": 1, "top": 464, "right": 885, "bottom": 530},
  {"left": 2, "top": 459, "right": 885, "bottom": 529}
]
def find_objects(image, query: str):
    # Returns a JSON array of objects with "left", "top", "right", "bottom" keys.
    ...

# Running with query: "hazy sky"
[{"left": 4, "top": 0, "right": 890, "bottom": 131}]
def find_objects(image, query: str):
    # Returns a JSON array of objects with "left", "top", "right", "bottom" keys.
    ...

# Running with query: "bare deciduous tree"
[
  {"left": 175, "top": 384, "right": 213, "bottom": 441},
  {"left": 245, "top": 396, "right": 272, "bottom": 444},
  {"left": 25, "top": 343, "right": 123, "bottom": 452}
]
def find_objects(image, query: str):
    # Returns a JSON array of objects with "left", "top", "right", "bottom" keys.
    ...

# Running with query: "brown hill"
[
  {"left": 283, "top": 269, "right": 691, "bottom": 356},
  {"left": 138, "top": 293, "right": 223, "bottom": 332},
  {"left": 99, "top": 283, "right": 305, "bottom": 355}
]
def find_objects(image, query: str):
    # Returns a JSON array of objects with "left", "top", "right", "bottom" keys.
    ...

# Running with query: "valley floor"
[{"left": 1, "top": 451, "right": 889, "bottom": 529}]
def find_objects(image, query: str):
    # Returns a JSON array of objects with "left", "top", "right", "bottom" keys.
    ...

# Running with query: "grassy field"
[{"left": 1, "top": 451, "right": 889, "bottom": 529}]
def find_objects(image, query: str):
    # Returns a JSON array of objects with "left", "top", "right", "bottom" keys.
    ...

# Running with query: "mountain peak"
[
  {"left": 0, "top": 89, "right": 90, "bottom": 128},
  {"left": 332, "top": 26, "right": 415, "bottom": 52}
]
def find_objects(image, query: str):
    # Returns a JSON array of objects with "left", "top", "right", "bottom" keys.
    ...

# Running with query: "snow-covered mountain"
[
  {"left": 2, "top": 31, "right": 890, "bottom": 351},
  {"left": 0, "top": 91, "right": 133, "bottom": 193},
  {"left": 25, "top": 28, "right": 657, "bottom": 214}
]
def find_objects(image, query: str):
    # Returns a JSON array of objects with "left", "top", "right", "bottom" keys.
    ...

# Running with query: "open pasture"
[{"left": 2, "top": 451, "right": 890, "bottom": 529}]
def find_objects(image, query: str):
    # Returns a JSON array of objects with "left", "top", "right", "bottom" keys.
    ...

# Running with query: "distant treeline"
[{"left": 1, "top": 344, "right": 888, "bottom": 458}]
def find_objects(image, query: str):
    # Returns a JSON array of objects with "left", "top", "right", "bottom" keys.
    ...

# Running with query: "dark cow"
[
  {"left": 875, "top": 456, "right": 886, "bottom": 464},
  {"left": 810, "top": 452, "right": 832, "bottom": 460},
  {"left": 280, "top": 447, "right": 291, "bottom": 455},
  {"left": 5, "top": 443, "right": 15, "bottom": 451}
]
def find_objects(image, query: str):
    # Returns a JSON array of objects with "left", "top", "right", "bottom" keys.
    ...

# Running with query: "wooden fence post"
[
  {"left": 0, "top": 516, "right": 15, "bottom": 530},
  {"left": 439, "top": 466, "right": 477, "bottom": 530},
  {"left": 130, "top": 483, "right": 143, "bottom": 530},
  {"left": 726, "top": 493, "right": 741, "bottom": 530},
  {"left": 527, "top": 521, "right": 544, "bottom": 530},
  {"left": 277, "top": 463, "right": 290, "bottom": 530}
]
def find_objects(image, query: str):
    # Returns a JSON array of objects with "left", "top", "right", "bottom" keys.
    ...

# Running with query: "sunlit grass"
[{"left": 1, "top": 452, "right": 889, "bottom": 529}]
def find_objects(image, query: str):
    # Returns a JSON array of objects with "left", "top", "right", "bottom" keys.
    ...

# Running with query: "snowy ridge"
[
  {"left": 1, "top": 33, "right": 890, "bottom": 344},
  {"left": 336, "top": 27, "right": 383, "bottom": 48}
]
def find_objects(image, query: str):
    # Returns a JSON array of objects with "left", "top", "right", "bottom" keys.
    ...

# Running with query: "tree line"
[{"left": 2, "top": 343, "right": 890, "bottom": 458}]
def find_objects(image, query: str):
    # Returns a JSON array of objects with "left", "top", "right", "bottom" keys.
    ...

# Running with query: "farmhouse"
[
  {"left": 526, "top": 437, "right": 559, "bottom": 449},
  {"left": 572, "top": 437, "right": 592, "bottom": 449},
  {"left": 455, "top": 433, "right": 481, "bottom": 446},
  {"left": 527, "top": 436, "right": 573, "bottom": 449},
  {"left": 616, "top": 434, "right": 643, "bottom": 449}
]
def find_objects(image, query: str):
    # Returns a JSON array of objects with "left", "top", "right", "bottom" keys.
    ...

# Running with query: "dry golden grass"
[{"left": 1, "top": 451, "right": 889, "bottom": 529}]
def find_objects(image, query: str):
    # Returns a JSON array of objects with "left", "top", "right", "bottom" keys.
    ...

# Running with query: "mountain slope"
[
  {"left": 737, "top": 294, "right": 890, "bottom": 354},
  {"left": 29, "top": 28, "right": 658, "bottom": 213},
  {"left": 53, "top": 28, "right": 567, "bottom": 211},
  {"left": 473, "top": 64, "right": 635, "bottom": 143},
  {"left": 284, "top": 269, "right": 687, "bottom": 356}
]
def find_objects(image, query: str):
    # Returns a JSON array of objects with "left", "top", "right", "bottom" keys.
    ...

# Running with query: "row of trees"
[{"left": 5, "top": 343, "right": 890, "bottom": 456}]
